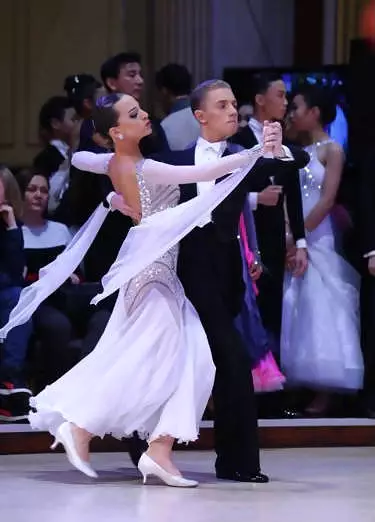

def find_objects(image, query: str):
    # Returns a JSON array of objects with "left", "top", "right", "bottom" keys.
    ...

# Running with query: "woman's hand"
[
  {"left": 250, "top": 262, "right": 263, "bottom": 281},
  {"left": 110, "top": 193, "right": 142, "bottom": 223},
  {"left": 368, "top": 257, "right": 375, "bottom": 277},
  {"left": 0, "top": 204, "right": 17, "bottom": 229},
  {"left": 70, "top": 273, "right": 81, "bottom": 285}
]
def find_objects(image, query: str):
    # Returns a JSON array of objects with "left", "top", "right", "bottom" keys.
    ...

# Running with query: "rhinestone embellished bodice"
[
  {"left": 122, "top": 160, "right": 184, "bottom": 314},
  {"left": 300, "top": 140, "right": 335, "bottom": 243},
  {"left": 300, "top": 140, "right": 333, "bottom": 201}
]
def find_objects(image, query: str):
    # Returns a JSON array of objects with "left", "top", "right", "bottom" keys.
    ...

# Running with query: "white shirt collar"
[
  {"left": 248, "top": 117, "right": 263, "bottom": 132},
  {"left": 196, "top": 136, "right": 226, "bottom": 155},
  {"left": 248, "top": 118, "right": 264, "bottom": 145},
  {"left": 50, "top": 139, "right": 70, "bottom": 159}
]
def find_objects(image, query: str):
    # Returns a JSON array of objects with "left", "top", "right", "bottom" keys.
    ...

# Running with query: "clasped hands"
[{"left": 262, "top": 121, "right": 284, "bottom": 157}]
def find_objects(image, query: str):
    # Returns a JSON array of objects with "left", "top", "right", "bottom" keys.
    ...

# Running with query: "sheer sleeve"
[
  {"left": 142, "top": 145, "right": 263, "bottom": 185},
  {"left": 72, "top": 146, "right": 266, "bottom": 184},
  {"left": 72, "top": 151, "right": 114, "bottom": 175}
]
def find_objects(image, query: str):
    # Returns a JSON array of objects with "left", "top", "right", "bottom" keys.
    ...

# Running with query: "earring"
[{"left": 118, "top": 134, "right": 124, "bottom": 140}]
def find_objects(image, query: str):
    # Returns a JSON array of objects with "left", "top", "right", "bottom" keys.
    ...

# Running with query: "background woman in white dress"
[
  {"left": 0, "top": 93, "right": 280, "bottom": 486},
  {"left": 281, "top": 86, "right": 363, "bottom": 416}
]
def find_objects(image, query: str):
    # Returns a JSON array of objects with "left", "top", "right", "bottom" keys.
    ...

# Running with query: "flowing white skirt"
[
  {"left": 30, "top": 281, "right": 215, "bottom": 443},
  {"left": 281, "top": 237, "right": 363, "bottom": 390}
]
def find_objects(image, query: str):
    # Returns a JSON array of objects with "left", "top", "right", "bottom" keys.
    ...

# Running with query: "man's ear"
[
  {"left": 255, "top": 93, "right": 265, "bottom": 108},
  {"left": 106, "top": 78, "right": 118, "bottom": 93},
  {"left": 194, "top": 109, "right": 206, "bottom": 125},
  {"left": 50, "top": 118, "right": 61, "bottom": 131}
]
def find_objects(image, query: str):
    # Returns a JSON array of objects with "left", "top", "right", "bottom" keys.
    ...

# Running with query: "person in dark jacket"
[{"left": 0, "top": 166, "right": 32, "bottom": 421}]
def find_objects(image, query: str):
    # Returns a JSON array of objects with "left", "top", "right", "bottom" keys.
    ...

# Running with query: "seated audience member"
[
  {"left": 17, "top": 170, "right": 109, "bottom": 388},
  {"left": 33, "top": 96, "right": 78, "bottom": 222},
  {"left": 0, "top": 166, "right": 32, "bottom": 421},
  {"left": 156, "top": 63, "right": 200, "bottom": 150}
]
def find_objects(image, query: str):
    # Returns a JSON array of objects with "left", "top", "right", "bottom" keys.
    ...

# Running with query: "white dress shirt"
[
  {"left": 247, "top": 118, "right": 264, "bottom": 211},
  {"left": 248, "top": 117, "right": 264, "bottom": 145},
  {"left": 248, "top": 117, "right": 307, "bottom": 250},
  {"left": 194, "top": 137, "right": 226, "bottom": 227}
]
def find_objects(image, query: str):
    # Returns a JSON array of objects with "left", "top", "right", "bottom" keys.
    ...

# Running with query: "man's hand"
[
  {"left": 93, "top": 132, "right": 111, "bottom": 150},
  {"left": 258, "top": 185, "right": 283, "bottom": 206},
  {"left": 286, "top": 245, "right": 296, "bottom": 271},
  {"left": 110, "top": 194, "right": 142, "bottom": 223},
  {"left": 369, "top": 256, "right": 375, "bottom": 277},
  {"left": 70, "top": 273, "right": 81, "bottom": 285},
  {"left": 293, "top": 248, "right": 308, "bottom": 277},
  {"left": 250, "top": 262, "right": 263, "bottom": 281},
  {"left": 0, "top": 204, "right": 17, "bottom": 229}
]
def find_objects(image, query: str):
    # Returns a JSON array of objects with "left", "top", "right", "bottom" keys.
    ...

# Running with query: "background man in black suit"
[
  {"left": 158, "top": 80, "right": 309, "bottom": 482},
  {"left": 232, "top": 73, "right": 308, "bottom": 361},
  {"left": 70, "top": 53, "right": 170, "bottom": 282}
]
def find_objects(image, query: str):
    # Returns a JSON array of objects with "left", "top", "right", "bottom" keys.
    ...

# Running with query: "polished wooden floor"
[{"left": 2, "top": 448, "right": 375, "bottom": 522}]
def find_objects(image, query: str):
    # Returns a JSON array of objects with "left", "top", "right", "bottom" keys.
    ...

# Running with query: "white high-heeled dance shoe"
[
  {"left": 50, "top": 422, "right": 98, "bottom": 479},
  {"left": 138, "top": 453, "right": 198, "bottom": 488}
]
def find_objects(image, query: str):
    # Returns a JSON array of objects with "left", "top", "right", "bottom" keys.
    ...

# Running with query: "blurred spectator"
[
  {"left": 156, "top": 63, "right": 199, "bottom": 150},
  {"left": 63, "top": 74, "right": 108, "bottom": 228},
  {"left": 101, "top": 52, "right": 169, "bottom": 155},
  {"left": 100, "top": 52, "right": 144, "bottom": 101},
  {"left": 0, "top": 166, "right": 32, "bottom": 421},
  {"left": 33, "top": 96, "right": 78, "bottom": 220},
  {"left": 238, "top": 104, "right": 253, "bottom": 129},
  {"left": 18, "top": 170, "right": 109, "bottom": 389},
  {"left": 64, "top": 73, "right": 107, "bottom": 153}
]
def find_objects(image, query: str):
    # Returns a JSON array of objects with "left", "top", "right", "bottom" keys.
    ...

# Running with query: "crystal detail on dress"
[
  {"left": 301, "top": 140, "right": 333, "bottom": 198},
  {"left": 123, "top": 159, "right": 183, "bottom": 313}
]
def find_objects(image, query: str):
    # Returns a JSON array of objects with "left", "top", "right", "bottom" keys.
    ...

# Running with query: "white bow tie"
[{"left": 202, "top": 144, "right": 225, "bottom": 156}]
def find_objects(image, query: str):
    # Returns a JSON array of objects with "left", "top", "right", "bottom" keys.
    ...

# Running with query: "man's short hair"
[
  {"left": 190, "top": 79, "right": 231, "bottom": 113},
  {"left": 155, "top": 63, "right": 192, "bottom": 96},
  {"left": 250, "top": 72, "right": 283, "bottom": 105},
  {"left": 39, "top": 96, "right": 73, "bottom": 131},
  {"left": 100, "top": 52, "right": 141, "bottom": 91}
]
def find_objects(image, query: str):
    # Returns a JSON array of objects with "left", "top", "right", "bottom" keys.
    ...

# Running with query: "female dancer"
[
  {"left": 0, "top": 93, "right": 281, "bottom": 487},
  {"left": 281, "top": 86, "right": 363, "bottom": 415}
]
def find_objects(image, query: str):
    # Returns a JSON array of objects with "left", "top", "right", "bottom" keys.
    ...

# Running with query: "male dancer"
[
  {"left": 232, "top": 73, "right": 308, "bottom": 354},
  {"left": 158, "top": 80, "right": 309, "bottom": 482}
]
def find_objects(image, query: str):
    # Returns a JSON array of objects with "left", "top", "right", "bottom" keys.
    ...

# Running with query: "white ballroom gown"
[
  {"left": 281, "top": 140, "right": 363, "bottom": 390},
  {"left": 0, "top": 147, "right": 266, "bottom": 443}
]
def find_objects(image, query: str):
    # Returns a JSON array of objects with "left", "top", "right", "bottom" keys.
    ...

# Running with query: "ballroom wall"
[
  {"left": 211, "top": 0, "right": 295, "bottom": 76},
  {"left": 0, "top": 0, "right": 124, "bottom": 166},
  {"left": 125, "top": 0, "right": 296, "bottom": 85},
  {"left": 336, "top": 0, "right": 368, "bottom": 63}
]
